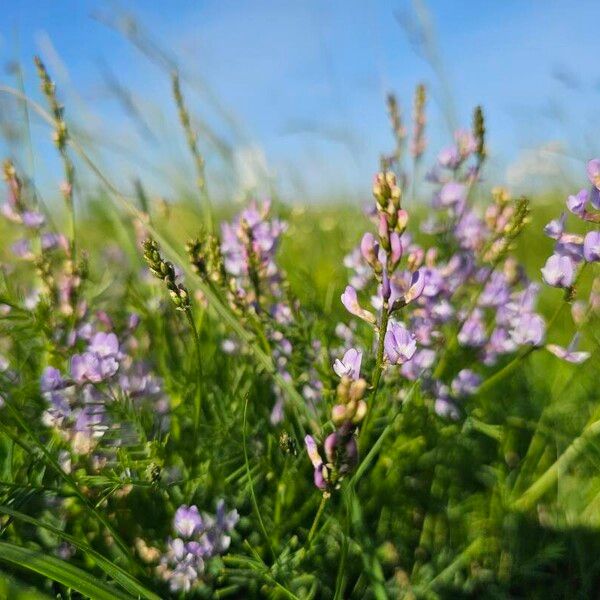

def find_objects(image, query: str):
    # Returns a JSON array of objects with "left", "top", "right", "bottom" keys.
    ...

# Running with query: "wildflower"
[
  {"left": 333, "top": 348, "right": 362, "bottom": 380},
  {"left": 71, "top": 352, "right": 118, "bottom": 384},
  {"left": 586, "top": 158, "right": 600, "bottom": 191},
  {"left": 360, "top": 232, "right": 380, "bottom": 267},
  {"left": 543, "top": 213, "right": 566, "bottom": 240},
  {"left": 583, "top": 231, "right": 600, "bottom": 262},
  {"left": 432, "top": 383, "right": 460, "bottom": 420},
  {"left": 384, "top": 321, "right": 417, "bottom": 365},
  {"left": 158, "top": 501, "right": 238, "bottom": 592},
  {"left": 457, "top": 309, "right": 486, "bottom": 347},
  {"left": 566, "top": 189, "right": 588, "bottom": 217},
  {"left": 541, "top": 254, "right": 575, "bottom": 287},
  {"left": 401, "top": 269, "right": 426, "bottom": 305},
  {"left": 400, "top": 348, "right": 436, "bottom": 380},
  {"left": 341, "top": 286, "right": 376, "bottom": 324},
  {"left": 510, "top": 313, "right": 546, "bottom": 346},
  {"left": 305, "top": 435, "right": 328, "bottom": 491},
  {"left": 174, "top": 505, "right": 203, "bottom": 538},
  {"left": 451, "top": 369, "right": 481, "bottom": 397},
  {"left": 439, "top": 182, "right": 467, "bottom": 207},
  {"left": 546, "top": 334, "right": 590, "bottom": 363}
]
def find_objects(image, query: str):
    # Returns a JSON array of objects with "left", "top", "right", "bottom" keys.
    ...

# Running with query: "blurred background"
[{"left": 1, "top": 0, "right": 600, "bottom": 204}]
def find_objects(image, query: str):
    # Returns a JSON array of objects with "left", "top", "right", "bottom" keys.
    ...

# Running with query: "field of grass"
[{"left": 0, "top": 56, "right": 599, "bottom": 600}]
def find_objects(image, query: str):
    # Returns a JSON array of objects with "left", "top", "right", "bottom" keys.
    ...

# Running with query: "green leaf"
[
  {"left": 0, "top": 541, "right": 134, "bottom": 600},
  {"left": 0, "top": 506, "right": 161, "bottom": 600}
]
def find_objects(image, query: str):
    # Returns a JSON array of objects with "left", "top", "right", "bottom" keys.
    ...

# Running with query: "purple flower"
[
  {"left": 583, "top": 231, "right": 600, "bottom": 262},
  {"left": 11, "top": 239, "right": 33, "bottom": 259},
  {"left": 438, "top": 146, "right": 460, "bottom": 169},
  {"left": 21, "top": 211, "right": 45, "bottom": 228},
  {"left": 541, "top": 254, "right": 575, "bottom": 287},
  {"left": 360, "top": 232, "right": 379, "bottom": 266},
  {"left": 544, "top": 213, "right": 566, "bottom": 240},
  {"left": 70, "top": 352, "right": 118, "bottom": 384},
  {"left": 88, "top": 332, "right": 119, "bottom": 358},
  {"left": 567, "top": 189, "right": 588, "bottom": 217},
  {"left": 341, "top": 286, "right": 376, "bottom": 324},
  {"left": 439, "top": 182, "right": 467, "bottom": 207},
  {"left": 432, "top": 383, "right": 460, "bottom": 420},
  {"left": 479, "top": 272, "right": 510, "bottom": 308},
  {"left": 510, "top": 313, "right": 546, "bottom": 346},
  {"left": 457, "top": 309, "right": 486, "bottom": 347},
  {"left": 384, "top": 321, "right": 417, "bottom": 365},
  {"left": 305, "top": 435, "right": 328, "bottom": 490},
  {"left": 174, "top": 505, "right": 203, "bottom": 538},
  {"left": 159, "top": 538, "right": 205, "bottom": 593},
  {"left": 403, "top": 269, "right": 426, "bottom": 304},
  {"left": 333, "top": 348, "right": 362, "bottom": 380},
  {"left": 41, "top": 367, "right": 65, "bottom": 392},
  {"left": 587, "top": 158, "right": 600, "bottom": 190},
  {"left": 555, "top": 233, "right": 584, "bottom": 260},
  {"left": 455, "top": 211, "right": 486, "bottom": 250},
  {"left": 546, "top": 334, "right": 590, "bottom": 364},
  {"left": 451, "top": 369, "right": 481, "bottom": 398},
  {"left": 400, "top": 348, "right": 436, "bottom": 380}
]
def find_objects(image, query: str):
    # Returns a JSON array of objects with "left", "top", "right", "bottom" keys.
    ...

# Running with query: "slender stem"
[
  {"left": 362, "top": 305, "right": 389, "bottom": 437},
  {"left": 171, "top": 72, "right": 214, "bottom": 232},
  {"left": 186, "top": 309, "right": 203, "bottom": 435},
  {"left": 242, "top": 397, "right": 274, "bottom": 560},
  {"left": 513, "top": 419, "right": 600, "bottom": 512},
  {"left": 306, "top": 494, "right": 329, "bottom": 547}
]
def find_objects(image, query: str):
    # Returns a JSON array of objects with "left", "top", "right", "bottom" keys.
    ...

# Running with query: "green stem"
[
  {"left": 361, "top": 305, "right": 389, "bottom": 437},
  {"left": 306, "top": 494, "right": 328, "bottom": 547},
  {"left": 242, "top": 397, "right": 274, "bottom": 560},
  {"left": 513, "top": 418, "right": 600, "bottom": 512}
]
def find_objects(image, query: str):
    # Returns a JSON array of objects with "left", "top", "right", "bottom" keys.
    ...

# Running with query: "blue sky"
[{"left": 1, "top": 0, "right": 599, "bottom": 202}]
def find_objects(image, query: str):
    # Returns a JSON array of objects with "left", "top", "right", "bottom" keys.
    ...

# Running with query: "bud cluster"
[
  {"left": 143, "top": 238, "right": 191, "bottom": 311},
  {"left": 186, "top": 231, "right": 226, "bottom": 286},
  {"left": 411, "top": 83, "right": 427, "bottom": 160}
]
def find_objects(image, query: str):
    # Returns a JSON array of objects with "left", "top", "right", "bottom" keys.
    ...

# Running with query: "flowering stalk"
[
  {"left": 34, "top": 57, "right": 77, "bottom": 264},
  {"left": 171, "top": 72, "right": 214, "bottom": 232}
]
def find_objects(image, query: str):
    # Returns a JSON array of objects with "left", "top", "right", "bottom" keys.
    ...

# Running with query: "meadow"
[{"left": 0, "top": 55, "right": 599, "bottom": 600}]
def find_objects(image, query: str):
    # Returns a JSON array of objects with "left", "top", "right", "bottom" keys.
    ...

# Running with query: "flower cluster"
[
  {"left": 157, "top": 501, "right": 239, "bottom": 593},
  {"left": 340, "top": 110, "right": 549, "bottom": 420},
  {"left": 41, "top": 325, "right": 169, "bottom": 459},
  {"left": 216, "top": 201, "right": 322, "bottom": 422},
  {"left": 305, "top": 348, "right": 367, "bottom": 492},
  {"left": 538, "top": 159, "right": 600, "bottom": 362},
  {"left": 542, "top": 159, "right": 600, "bottom": 283}
]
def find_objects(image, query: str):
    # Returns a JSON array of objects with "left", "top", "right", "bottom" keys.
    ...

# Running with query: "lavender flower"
[
  {"left": 433, "top": 383, "right": 460, "bottom": 420},
  {"left": 384, "top": 321, "right": 417, "bottom": 365},
  {"left": 546, "top": 334, "right": 590, "bottom": 364},
  {"left": 510, "top": 313, "right": 546, "bottom": 346},
  {"left": 333, "top": 348, "right": 362, "bottom": 380},
  {"left": 439, "top": 182, "right": 467, "bottom": 208},
  {"left": 457, "top": 309, "right": 486, "bottom": 347},
  {"left": 567, "top": 189, "right": 588, "bottom": 217},
  {"left": 541, "top": 254, "right": 575, "bottom": 288},
  {"left": 587, "top": 158, "right": 600, "bottom": 191},
  {"left": 305, "top": 435, "right": 328, "bottom": 491},
  {"left": 159, "top": 501, "right": 238, "bottom": 592},
  {"left": 174, "top": 505, "right": 203, "bottom": 538},
  {"left": 583, "top": 231, "right": 600, "bottom": 262},
  {"left": 341, "top": 286, "right": 376, "bottom": 324},
  {"left": 544, "top": 213, "right": 566, "bottom": 240},
  {"left": 451, "top": 369, "right": 481, "bottom": 397}
]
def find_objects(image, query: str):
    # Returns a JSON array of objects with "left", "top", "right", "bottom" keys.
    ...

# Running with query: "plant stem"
[
  {"left": 306, "top": 494, "right": 328, "bottom": 546},
  {"left": 513, "top": 418, "right": 600, "bottom": 512},
  {"left": 362, "top": 305, "right": 389, "bottom": 437}
]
